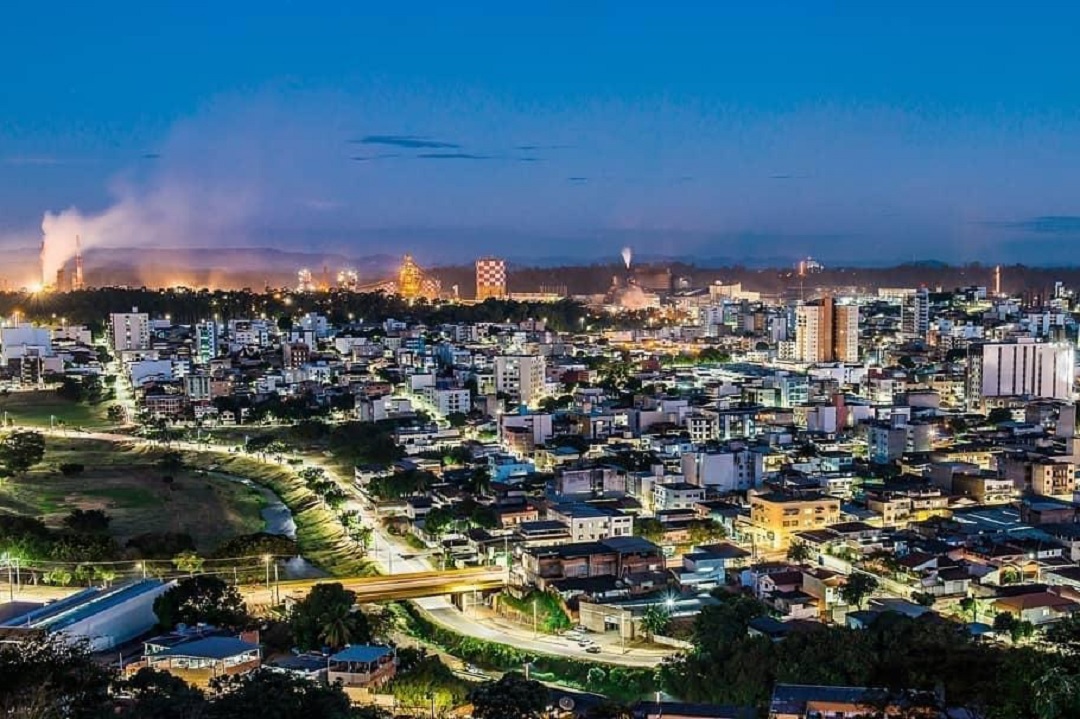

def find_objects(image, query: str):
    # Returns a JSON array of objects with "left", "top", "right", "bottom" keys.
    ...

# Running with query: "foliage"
[
  {"left": 153, "top": 575, "right": 250, "bottom": 630},
  {"left": 424, "top": 506, "right": 455, "bottom": 537},
  {"left": 119, "top": 667, "right": 208, "bottom": 719},
  {"left": 635, "top": 517, "right": 665, "bottom": 544},
  {"left": 126, "top": 532, "right": 197, "bottom": 559},
  {"left": 786, "top": 541, "right": 813, "bottom": 564},
  {"left": 659, "top": 607, "right": 1071, "bottom": 718},
  {"left": 63, "top": 508, "right": 112, "bottom": 534},
  {"left": 0, "top": 430, "right": 45, "bottom": 476},
  {"left": 173, "top": 550, "right": 205, "bottom": 575},
  {"left": 641, "top": 603, "right": 672, "bottom": 638},
  {"left": 59, "top": 461, "right": 85, "bottom": 476},
  {"left": 388, "top": 648, "right": 470, "bottom": 715},
  {"left": 686, "top": 518, "right": 726, "bottom": 545},
  {"left": 988, "top": 407, "right": 1014, "bottom": 424},
  {"left": 469, "top": 672, "right": 549, "bottom": 719},
  {"left": 399, "top": 603, "right": 654, "bottom": 702},
  {"left": 994, "top": 612, "right": 1035, "bottom": 643},
  {"left": 367, "top": 468, "right": 435, "bottom": 500},
  {"left": 289, "top": 582, "right": 370, "bottom": 651},
  {"left": 212, "top": 532, "right": 298, "bottom": 560},
  {"left": 839, "top": 573, "right": 879, "bottom": 609},
  {"left": 207, "top": 668, "right": 357, "bottom": 719},
  {"left": 0, "top": 634, "right": 114, "bottom": 719},
  {"left": 500, "top": 590, "right": 572, "bottom": 633}
]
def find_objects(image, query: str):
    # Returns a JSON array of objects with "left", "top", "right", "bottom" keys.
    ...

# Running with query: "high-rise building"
[
  {"left": 109, "top": 308, "right": 150, "bottom": 351},
  {"left": 195, "top": 321, "right": 218, "bottom": 365},
  {"left": 494, "top": 354, "right": 546, "bottom": 405},
  {"left": 475, "top": 257, "right": 507, "bottom": 301},
  {"left": 901, "top": 287, "right": 930, "bottom": 340},
  {"left": 966, "top": 339, "right": 1075, "bottom": 410},
  {"left": 794, "top": 297, "right": 859, "bottom": 364}
]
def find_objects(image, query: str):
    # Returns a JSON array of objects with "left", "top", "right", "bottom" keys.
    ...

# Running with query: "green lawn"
[
  {"left": 0, "top": 438, "right": 267, "bottom": 552},
  {"left": 0, "top": 390, "right": 113, "bottom": 429}
]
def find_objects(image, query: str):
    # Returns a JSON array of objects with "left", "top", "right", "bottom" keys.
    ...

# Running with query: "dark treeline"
[{"left": 0, "top": 289, "right": 607, "bottom": 332}]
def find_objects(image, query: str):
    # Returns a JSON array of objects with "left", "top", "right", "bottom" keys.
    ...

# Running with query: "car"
[
  {"left": 585, "top": 645, "right": 601, "bottom": 654},
  {"left": 577, "top": 638, "right": 593, "bottom": 647}
]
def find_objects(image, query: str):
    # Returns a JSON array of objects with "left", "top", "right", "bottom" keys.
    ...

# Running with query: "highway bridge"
[{"left": 240, "top": 566, "right": 506, "bottom": 609}]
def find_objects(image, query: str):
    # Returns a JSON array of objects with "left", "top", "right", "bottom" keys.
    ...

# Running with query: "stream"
[{"left": 210, "top": 471, "right": 327, "bottom": 579}]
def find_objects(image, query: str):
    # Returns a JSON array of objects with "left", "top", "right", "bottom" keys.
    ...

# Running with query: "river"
[{"left": 210, "top": 471, "right": 326, "bottom": 580}]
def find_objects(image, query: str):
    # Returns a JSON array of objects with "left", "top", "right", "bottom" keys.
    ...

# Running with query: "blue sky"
[{"left": 3, "top": 2, "right": 1080, "bottom": 265}]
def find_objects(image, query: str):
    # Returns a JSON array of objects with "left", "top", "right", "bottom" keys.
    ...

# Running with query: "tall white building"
[
  {"left": 494, "top": 354, "right": 546, "bottom": 405},
  {"left": 902, "top": 288, "right": 930, "bottom": 340},
  {"left": 967, "top": 339, "right": 1075, "bottom": 410},
  {"left": 195, "top": 321, "right": 218, "bottom": 365},
  {"left": 110, "top": 309, "right": 150, "bottom": 351}
]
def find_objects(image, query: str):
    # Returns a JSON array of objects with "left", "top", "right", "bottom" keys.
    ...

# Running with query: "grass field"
[
  {"left": 0, "top": 438, "right": 267, "bottom": 552},
  {"left": 0, "top": 390, "right": 114, "bottom": 429}
]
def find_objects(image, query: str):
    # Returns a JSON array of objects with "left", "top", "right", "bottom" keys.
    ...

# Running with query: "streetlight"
[
  {"left": 263, "top": 555, "right": 272, "bottom": 592},
  {"left": 533, "top": 598, "right": 539, "bottom": 638}
]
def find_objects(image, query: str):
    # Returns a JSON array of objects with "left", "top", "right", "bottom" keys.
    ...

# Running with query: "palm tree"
[
  {"left": 1034, "top": 667, "right": 1080, "bottom": 719},
  {"left": 319, "top": 602, "right": 355, "bottom": 650}
]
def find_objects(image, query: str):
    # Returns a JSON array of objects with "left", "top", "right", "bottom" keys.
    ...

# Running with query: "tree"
[
  {"left": 840, "top": 573, "right": 879, "bottom": 609},
  {"left": 212, "top": 532, "right": 297, "bottom": 561},
  {"left": 208, "top": 668, "right": 355, "bottom": 719},
  {"left": 107, "top": 404, "right": 126, "bottom": 422},
  {"left": 119, "top": 667, "right": 208, "bottom": 719},
  {"left": 988, "top": 407, "right": 1014, "bottom": 424},
  {"left": 63, "top": 508, "right": 111, "bottom": 534},
  {"left": 290, "top": 583, "right": 370, "bottom": 651},
  {"left": 446, "top": 412, "right": 468, "bottom": 428},
  {"left": 424, "top": 507, "right": 454, "bottom": 538},
  {"left": 959, "top": 596, "right": 980, "bottom": 624},
  {"left": 0, "top": 430, "right": 45, "bottom": 477},
  {"left": 173, "top": 550, "right": 205, "bottom": 576},
  {"left": 0, "top": 634, "right": 114, "bottom": 719},
  {"left": 59, "top": 461, "right": 85, "bottom": 476},
  {"left": 641, "top": 603, "right": 672, "bottom": 639},
  {"left": 786, "top": 541, "right": 813, "bottom": 564},
  {"left": 686, "top": 519, "right": 726, "bottom": 546},
  {"left": 635, "top": 517, "right": 665, "bottom": 544},
  {"left": 126, "top": 532, "right": 197, "bottom": 559},
  {"left": 153, "top": 575, "right": 250, "bottom": 630},
  {"left": 1044, "top": 613, "right": 1080, "bottom": 656},
  {"left": 468, "top": 672, "right": 549, "bottom": 719}
]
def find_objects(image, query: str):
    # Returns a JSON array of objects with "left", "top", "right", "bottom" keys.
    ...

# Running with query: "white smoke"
[
  {"left": 40, "top": 181, "right": 257, "bottom": 281},
  {"left": 620, "top": 245, "right": 633, "bottom": 269},
  {"left": 36, "top": 89, "right": 328, "bottom": 282}
]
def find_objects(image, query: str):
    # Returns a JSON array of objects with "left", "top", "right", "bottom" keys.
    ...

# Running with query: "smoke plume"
[{"left": 621, "top": 245, "right": 633, "bottom": 269}]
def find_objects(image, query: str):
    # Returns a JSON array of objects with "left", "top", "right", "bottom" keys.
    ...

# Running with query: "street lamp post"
[{"left": 533, "top": 598, "right": 538, "bottom": 638}]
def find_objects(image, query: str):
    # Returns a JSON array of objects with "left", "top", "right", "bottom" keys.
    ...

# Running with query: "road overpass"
[{"left": 240, "top": 566, "right": 506, "bottom": 608}]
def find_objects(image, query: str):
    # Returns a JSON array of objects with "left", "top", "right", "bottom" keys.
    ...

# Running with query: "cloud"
[
  {"left": 142, "top": 153, "right": 161, "bottom": 160},
  {"left": 516, "top": 144, "right": 572, "bottom": 151},
  {"left": 415, "top": 152, "right": 491, "bottom": 160},
  {"left": 2, "top": 156, "right": 87, "bottom": 166},
  {"left": 567, "top": 176, "right": 588, "bottom": 182},
  {"left": 517, "top": 156, "right": 542, "bottom": 162},
  {"left": 986, "top": 215, "right": 1080, "bottom": 235},
  {"left": 350, "top": 153, "right": 401, "bottom": 161},
  {"left": 356, "top": 135, "right": 460, "bottom": 149}
]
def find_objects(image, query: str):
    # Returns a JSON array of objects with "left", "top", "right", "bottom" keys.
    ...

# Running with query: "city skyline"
[{"left": 4, "top": 4, "right": 1080, "bottom": 268}]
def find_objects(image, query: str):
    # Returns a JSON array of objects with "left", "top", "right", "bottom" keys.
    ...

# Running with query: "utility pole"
[
  {"left": 274, "top": 562, "right": 280, "bottom": 605},
  {"left": 533, "top": 599, "right": 538, "bottom": 638}
]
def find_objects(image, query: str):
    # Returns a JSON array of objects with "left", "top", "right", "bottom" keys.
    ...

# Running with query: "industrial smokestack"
[
  {"left": 55, "top": 267, "right": 66, "bottom": 292},
  {"left": 74, "top": 235, "right": 84, "bottom": 290}
]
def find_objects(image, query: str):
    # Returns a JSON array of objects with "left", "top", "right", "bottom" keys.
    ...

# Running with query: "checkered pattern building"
[{"left": 475, "top": 257, "right": 507, "bottom": 300}]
